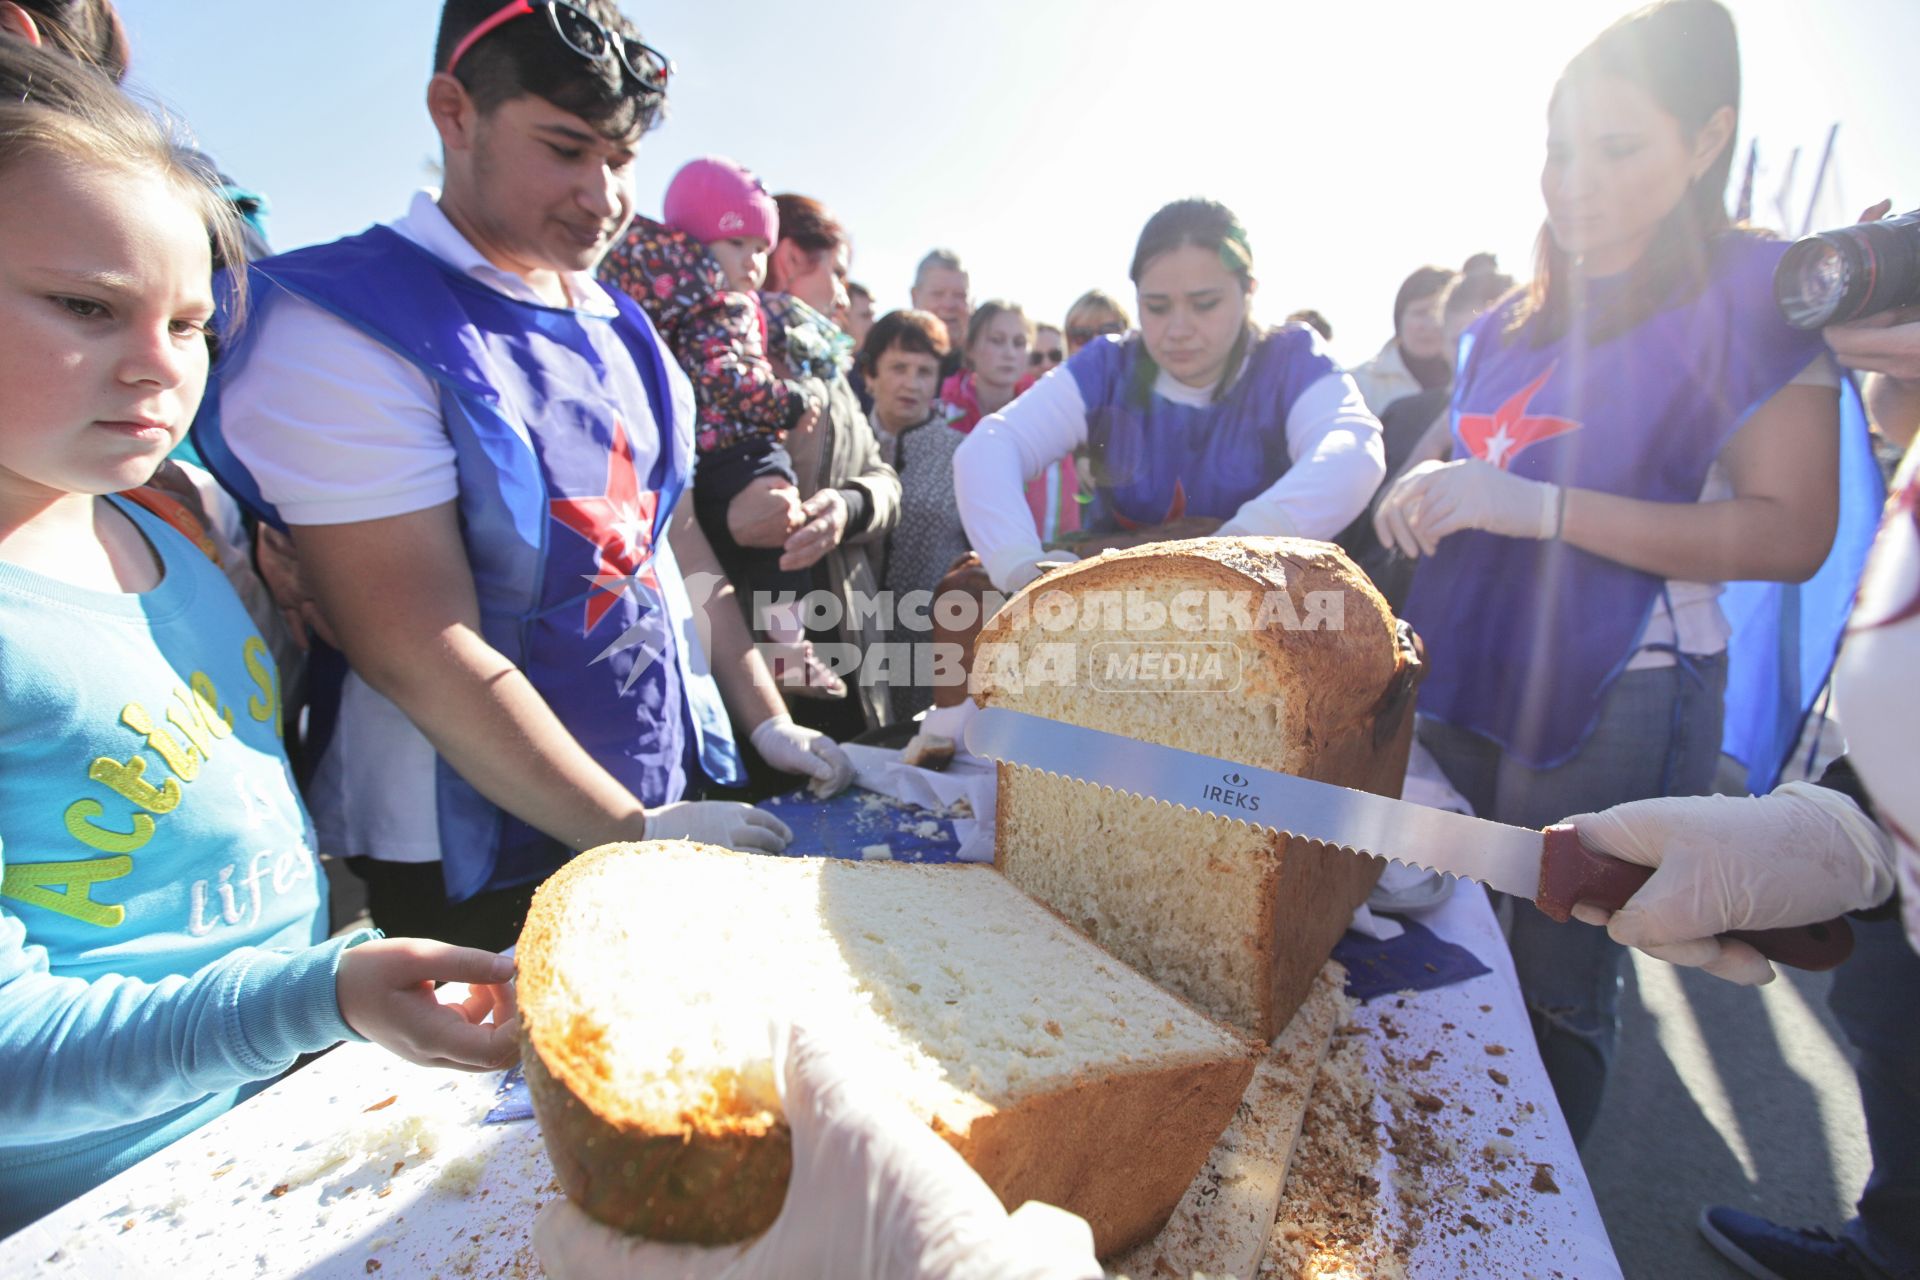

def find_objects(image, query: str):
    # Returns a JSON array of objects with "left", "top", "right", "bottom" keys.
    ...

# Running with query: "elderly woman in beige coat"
[{"left": 721, "top": 194, "right": 902, "bottom": 760}]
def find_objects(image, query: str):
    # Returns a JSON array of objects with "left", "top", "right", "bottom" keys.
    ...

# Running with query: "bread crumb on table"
[{"left": 1262, "top": 1000, "right": 1580, "bottom": 1278}]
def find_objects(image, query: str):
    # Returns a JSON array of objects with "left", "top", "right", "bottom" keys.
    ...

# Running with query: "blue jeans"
[
  {"left": 1831, "top": 914, "right": 1920, "bottom": 1279},
  {"left": 1417, "top": 654, "right": 1728, "bottom": 1146}
]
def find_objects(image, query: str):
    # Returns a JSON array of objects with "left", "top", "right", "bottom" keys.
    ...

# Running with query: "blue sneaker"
[{"left": 1698, "top": 1207, "right": 1881, "bottom": 1280}]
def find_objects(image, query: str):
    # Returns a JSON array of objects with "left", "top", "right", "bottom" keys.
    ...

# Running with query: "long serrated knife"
[{"left": 966, "top": 706, "right": 1852, "bottom": 971}]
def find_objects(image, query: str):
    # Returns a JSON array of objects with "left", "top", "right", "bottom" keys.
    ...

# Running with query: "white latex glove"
[
  {"left": 749, "top": 715, "right": 856, "bottom": 798},
  {"left": 996, "top": 550, "right": 1079, "bottom": 594},
  {"left": 533, "top": 1023, "right": 1102, "bottom": 1280},
  {"left": 1373, "top": 458, "right": 1559, "bottom": 558},
  {"left": 1563, "top": 783, "right": 1896, "bottom": 985},
  {"left": 644, "top": 800, "right": 793, "bottom": 854}
]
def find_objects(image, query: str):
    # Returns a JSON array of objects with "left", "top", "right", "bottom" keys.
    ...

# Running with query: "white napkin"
[{"left": 839, "top": 742, "right": 997, "bottom": 862}]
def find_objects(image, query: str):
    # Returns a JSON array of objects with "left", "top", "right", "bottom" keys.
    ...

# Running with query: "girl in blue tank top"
[{"left": 0, "top": 44, "right": 517, "bottom": 1234}]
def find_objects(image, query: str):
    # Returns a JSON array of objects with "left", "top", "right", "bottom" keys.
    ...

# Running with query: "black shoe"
[{"left": 1698, "top": 1207, "right": 1879, "bottom": 1280}]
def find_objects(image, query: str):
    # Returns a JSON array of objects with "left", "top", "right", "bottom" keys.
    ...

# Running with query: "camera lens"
[
  {"left": 1776, "top": 239, "right": 1851, "bottom": 330},
  {"left": 1776, "top": 209, "right": 1920, "bottom": 330}
]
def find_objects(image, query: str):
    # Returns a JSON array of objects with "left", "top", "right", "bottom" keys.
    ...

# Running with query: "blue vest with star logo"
[
  {"left": 1405, "top": 233, "right": 1879, "bottom": 781},
  {"left": 193, "top": 227, "right": 742, "bottom": 901},
  {"left": 1067, "top": 326, "right": 1334, "bottom": 531}
]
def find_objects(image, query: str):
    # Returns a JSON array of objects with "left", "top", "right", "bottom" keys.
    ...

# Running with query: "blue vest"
[
  {"left": 1405, "top": 234, "right": 1878, "bottom": 779},
  {"left": 193, "top": 227, "right": 742, "bottom": 901},
  {"left": 1068, "top": 326, "right": 1335, "bottom": 530}
]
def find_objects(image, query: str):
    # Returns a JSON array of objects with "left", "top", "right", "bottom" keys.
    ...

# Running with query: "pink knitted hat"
[{"left": 662, "top": 156, "right": 779, "bottom": 245}]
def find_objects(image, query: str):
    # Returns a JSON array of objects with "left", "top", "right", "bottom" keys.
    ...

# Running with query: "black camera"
[{"left": 1775, "top": 207, "right": 1920, "bottom": 329}]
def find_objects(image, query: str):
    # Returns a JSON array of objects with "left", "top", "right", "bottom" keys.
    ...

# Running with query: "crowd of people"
[{"left": 0, "top": 0, "right": 1917, "bottom": 1276}]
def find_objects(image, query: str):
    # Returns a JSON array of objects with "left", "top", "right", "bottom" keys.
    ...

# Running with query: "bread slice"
[
  {"left": 973, "top": 537, "right": 1420, "bottom": 1040},
  {"left": 1110, "top": 962, "right": 1353, "bottom": 1280},
  {"left": 517, "top": 841, "right": 1260, "bottom": 1255}
]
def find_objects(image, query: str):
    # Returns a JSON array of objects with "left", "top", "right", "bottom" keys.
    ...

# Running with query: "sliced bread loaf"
[
  {"left": 517, "top": 841, "right": 1260, "bottom": 1255},
  {"left": 1111, "top": 962, "right": 1353, "bottom": 1280},
  {"left": 973, "top": 537, "right": 1421, "bottom": 1040}
]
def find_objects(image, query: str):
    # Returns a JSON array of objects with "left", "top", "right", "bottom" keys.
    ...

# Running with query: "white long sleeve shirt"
[{"left": 954, "top": 333, "right": 1384, "bottom": 591}]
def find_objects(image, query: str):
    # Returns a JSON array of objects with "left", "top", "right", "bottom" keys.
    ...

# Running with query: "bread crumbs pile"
[
  {"left": 843, "top": 790, "right": 971, "bottom": 860},
  {"left": 1261, "top": 997, "right": 1581, "bottom": 1279},
  {"left": 1262, "top": 1013, "right": 1408, "bottom": 1279}
]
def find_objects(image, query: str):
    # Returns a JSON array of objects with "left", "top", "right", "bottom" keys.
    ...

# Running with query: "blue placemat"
[
  {"left": 755, "top": 787, "right": 967, "bottom": 863},
  {"left": 1332, "top": 916, "right": 1491, "bottom": 1002},
  {"left": 486, "top": 1066, "right": 532, "bottom": 1124}
]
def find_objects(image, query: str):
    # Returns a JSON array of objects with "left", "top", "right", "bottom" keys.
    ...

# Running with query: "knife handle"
[{"left": 1536, "top": 824, "right": 1854, "bottom": 972}]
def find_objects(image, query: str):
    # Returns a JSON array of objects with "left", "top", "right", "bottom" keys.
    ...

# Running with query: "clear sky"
[{"left": 112, "top": 0, "right": 1920, "bottom": 367}]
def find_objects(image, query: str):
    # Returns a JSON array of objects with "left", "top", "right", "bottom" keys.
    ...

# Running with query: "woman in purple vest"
[
  {"left": 1373, "top": 0, "right": 1845, "bottom": 1144},
  {"left": 953, "top": 198, "right": 1385, "bottom": 592}
]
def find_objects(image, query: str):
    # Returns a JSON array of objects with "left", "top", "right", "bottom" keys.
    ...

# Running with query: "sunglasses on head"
[
  {"left": 1067, "top": 322, "right": 1125, "bottom": 345},
  {"left": 1029, "top": 349, "right": 1065, "bottom": 368},
  {"left": 446, "top": 0, "right": 671, "bottom": 104}
]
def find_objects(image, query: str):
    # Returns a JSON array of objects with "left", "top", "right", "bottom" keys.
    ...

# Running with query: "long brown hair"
[{"left": 1509, "top": 0, "right": 1741, "bottom": 346}]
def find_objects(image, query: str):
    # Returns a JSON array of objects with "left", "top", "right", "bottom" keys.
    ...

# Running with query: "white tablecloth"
[
  {"left": 0, "top": 888, "right": 1621, "bottom": 1279},
  {"left": 1325, "top": 882, "right": 1624, "bottom": 1279}
]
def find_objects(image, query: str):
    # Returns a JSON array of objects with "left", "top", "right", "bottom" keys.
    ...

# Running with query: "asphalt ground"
[{"left": 1582, "top": 951, "right": 1873, "bottom": 1279}]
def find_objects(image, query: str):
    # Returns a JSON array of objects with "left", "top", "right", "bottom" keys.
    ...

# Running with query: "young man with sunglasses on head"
[{"left": 194, "top": 0, "right": 855, "bottom": 951}]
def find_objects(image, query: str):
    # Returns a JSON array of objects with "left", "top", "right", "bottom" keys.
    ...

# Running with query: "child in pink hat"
[
  {"left": 662, "top": 156, "right": 780, "bottom": 301},
  {"left": 600, "top": 158, "right": 843, "bottom": 698}
]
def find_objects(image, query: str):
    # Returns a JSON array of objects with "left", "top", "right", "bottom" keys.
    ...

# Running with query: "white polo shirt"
[{"left": 220, "top": 190, "right": 691, "bottom": 864}]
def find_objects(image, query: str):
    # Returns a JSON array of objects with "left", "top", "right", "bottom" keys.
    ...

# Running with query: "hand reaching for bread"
[
  {"left": 643, "top": 800, "right": 795, "bottom": 853},
  {"left": 532, "top": 1023, "right": 1102, "bottom": 1280},
  {"left": 748, "top": 715, "right": 856, "bottom": 798},
  {"left": 335, "top": 938, "right": 519, "bottom": 1072}
]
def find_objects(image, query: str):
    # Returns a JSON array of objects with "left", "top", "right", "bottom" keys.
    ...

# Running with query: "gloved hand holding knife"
[{"left": 966, "top": 709, "right": 1874, "bottom": 977}]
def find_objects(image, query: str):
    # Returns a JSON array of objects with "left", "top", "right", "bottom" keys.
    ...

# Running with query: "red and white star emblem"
[
  {"left": 1459, "top": 364, "right": 1581, "bottom": 470},
  {"left": 550, "top": 426, "right": 661, "bottom": 632}
]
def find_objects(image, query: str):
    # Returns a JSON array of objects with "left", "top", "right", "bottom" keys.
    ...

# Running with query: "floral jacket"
[{"left": 598, "top": 216, "right": 820, "bottom": 454}]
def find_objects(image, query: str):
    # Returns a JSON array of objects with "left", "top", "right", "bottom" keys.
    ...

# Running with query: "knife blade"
[{"left": 966, "top": 706, "right": 1852, "bottom": 972}]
